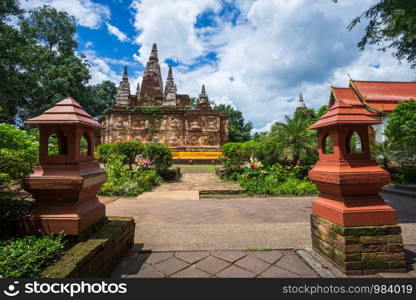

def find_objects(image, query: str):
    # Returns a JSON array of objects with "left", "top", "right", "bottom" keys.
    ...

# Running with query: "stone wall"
[
  {"left": 101, "top": 107, "right": 228, "bottom": 152},
  {"left": 311, "top": 215, "right": 406, "bottom": 275},
  {"left": 42, "top": 217, "right": 135, "bottom": 278}
]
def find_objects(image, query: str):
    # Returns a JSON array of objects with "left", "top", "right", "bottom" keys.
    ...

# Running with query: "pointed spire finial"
[
  {"left": 136, "top": 81, "right": 140, "bottom": 95},
  {"left": 296, "top": 92, "right": 307, "bottom": 112},
  {"left": 150, "top": 43, "right": 158, "bottom": 61},
  {"left": 168, "top": 65, "right": 173, "bottom": 78},
  {"left": 122, "top": 65, "right": 128, "bottom": 80},
  {"left": 197, "top": 84, "right": 211, "bottom": 109}
]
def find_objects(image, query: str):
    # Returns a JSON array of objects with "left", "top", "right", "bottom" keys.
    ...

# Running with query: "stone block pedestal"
[{"left": 311, "top": 215, "right": 406, "bottom": 275}]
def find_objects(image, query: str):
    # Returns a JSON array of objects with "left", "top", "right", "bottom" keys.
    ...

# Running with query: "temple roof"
[
  {"left": 351, "top": 80, "right": 416, "bottom": 101},
  {"left": 309, "top": 100, "right": 381, "bottom": 130},
  {"left": 350, "top": 80, "right": 416, "bottom": 112},
  {"left": 330, "top": 87, "right": 377, "bottom": 116},
  {"left": 25, "top": 97, "right": 103, "bottom": 129}
]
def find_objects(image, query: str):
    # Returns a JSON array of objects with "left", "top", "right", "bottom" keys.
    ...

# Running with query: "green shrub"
[
  {"left": 96, "top": 142, "right": 171, "bottom": 175},
  {"left": 96, "top": 141, "right": 144, "bottom": 169},
  {"left": 115, "top": 141, "right": 145, "bottom": 169},
  {"left": 0, "top": 190, "right": 33, "bottom": 237},
  {"left": 99, "top": 154, "right": 162, "bottom": 196},
  {"left": 271, "top": 178, "right": 318, "bottom": 196},
  {"left": 95, "top": 143, "right": 114, "bottom": 163},
  {"left": 143, "top": 142, "right": 172, "bottom": 176},
  {"left": 0, "top": 124, "right": 38, "bottom": 187},
  {"left": 391, "top": 166, "right": 416, "bottom": 184},
  {"left": 220, "top": 142, "right": 255, "bottom": 170},
  {"left": 0, "top": 234, "right": 65, "bottom": 278},
  {"left": 238, "top": 173, "right": 318, "bottom": 196},
  {"left": 255, "top": 139, "right": 284, "bottom": 168},
  {"left": 220, "top": 140, "right": 284, "bottom": 171}
]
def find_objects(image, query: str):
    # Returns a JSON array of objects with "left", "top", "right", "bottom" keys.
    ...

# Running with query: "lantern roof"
[
  {"left": 308, "top": 100, "right": 381, "bottom": 130},
  {"left": 25, "top": 97, "right": 104, "bottom": 129}
]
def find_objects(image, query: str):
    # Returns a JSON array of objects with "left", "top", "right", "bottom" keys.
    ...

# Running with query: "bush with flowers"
[
  {"left": 220, "top": 141, "right": 318, "bottom": 196},
  {"left": 98, "top": 152, "right": 162, "bottom": 197}
]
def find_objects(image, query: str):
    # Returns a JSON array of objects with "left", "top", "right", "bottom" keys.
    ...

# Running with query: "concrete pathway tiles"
[
  {"left": 259, "top": 266, "right": 300, "bottom": 278},
  {"left": 216, "top": 265, "right": 256, "bottom": 278},
  {"left": 275, "top": 254, "right": 317, "bottom": 277},
  {"left": 174, "top": 251, "right": 210, "bottom": 264},
  {"left": 126, "top": 265, "right": 164, "bottom": 278},
  {"left": 112, "top": 249, "right": 319, "bottom": 278},
  {"left": 152, "top": 172, "right": 242, "bottom": 192},
  {"left": 211, "top": 250, "right": 247, "bottom": 262},
  {"left": 248, "top": 250, "right": 283, "bottom": 264},
  {"left": 154, "top": 257, "right": 189, "bottom": 276},
  {"left": 171, "top": 265, "right": 211, "bottom": 278}
]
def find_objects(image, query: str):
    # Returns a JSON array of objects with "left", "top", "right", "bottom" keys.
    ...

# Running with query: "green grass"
[
  {"left": 247, "top": 247, "right": 272, "bottom": 251},
  {"left": 174, "top": 164, "right": 220, "bottom": 174}
]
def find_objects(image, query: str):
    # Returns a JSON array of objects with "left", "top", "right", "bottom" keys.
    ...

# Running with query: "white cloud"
[
  {"left": 106, "top": 23, "right": 130, "bottom": 42},
  {"left": 128, "top": 0, "right": 415, "bottom": 131},
  {"left": 22, "top": 0, "right": 110, "bottom": 29},
  {"left": 84, "top": 41, "right": 93, "bottom": 48},
  {"left": 82, "top": 50, "right": 120, "bottom": 85},
  {"left": 130, "top": 0, "right": 221, "bottom": 65}
]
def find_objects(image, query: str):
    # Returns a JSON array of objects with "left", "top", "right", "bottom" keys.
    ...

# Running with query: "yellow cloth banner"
[{"left": 172, "top": 152, "right": 222, "bottom": 159}]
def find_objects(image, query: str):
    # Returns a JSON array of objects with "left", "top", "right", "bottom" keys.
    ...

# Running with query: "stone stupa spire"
[
  {"left": 164, "top": 65, "right": 177, "bottom": 106},
  {"left": 140, "top": 43, "right": 164, "bottom": 99},
  {"left": 197, "top": 84, "right": 211, "bottom": 109},
  {"left": 136, "top": 81, "right": 140, "bottom": 96},
  {"left": 296, "top": 92, "right": 307, "bottom": 112},
  {"left": 115, "top": 65, "right": 131, "bottom": 106}
]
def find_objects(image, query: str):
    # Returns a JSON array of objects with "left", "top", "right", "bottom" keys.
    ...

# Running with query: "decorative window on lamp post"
[
  {"left": 22, "top": 98, "right": 107, "bottom": 235},
  {"left": 308, "top": 100, "right": 405, "bottom": 275}
]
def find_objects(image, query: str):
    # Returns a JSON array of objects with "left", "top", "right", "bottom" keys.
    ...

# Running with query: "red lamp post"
[
  {"left": 308, "top": 101, "right": 405, "bottom": 275},
  {"left": 22, "top": 98, "right": 107, "bottom": 235}
]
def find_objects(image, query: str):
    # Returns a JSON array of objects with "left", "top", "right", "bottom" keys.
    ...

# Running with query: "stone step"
[
  {"left": 296, "top": 248, "right": 346, "bottom": 278},
  {"left": 199, "top": 189, "right": 245, "bottom": 195},
  {"left": 381, "top": 186, "right": 416, "bottom": 199},
  {"left": 394, "top": 184, "right": 416, "bottom": 193}
]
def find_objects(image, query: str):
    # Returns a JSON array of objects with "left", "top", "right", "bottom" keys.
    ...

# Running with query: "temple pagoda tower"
[
  {"left": 295, "top": 92, "right": 307, "bottom": 112},
  {"left": 101, "top": 43, "right": 229, "bottom": 152},
  {"left": 140, "top": 43, "right": 164, "bottom": 99},
  {"left": 115, "top": 66, "right": 131, "bottom": 106}
]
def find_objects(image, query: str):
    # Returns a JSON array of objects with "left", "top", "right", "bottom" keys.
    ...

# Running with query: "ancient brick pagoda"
[
  {"left": 101, "top": 43, "right": 229, "bottom": 152},
  {"left": 308, "top": 100, "right": 406, "bottom": 275},
  {"left": 22, "top": 98, "right": 107, "bottom": 235}
]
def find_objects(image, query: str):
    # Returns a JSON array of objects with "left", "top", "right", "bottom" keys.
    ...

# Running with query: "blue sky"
[{"left": 22, "top": 0, "right": 415, "bottom": 131}]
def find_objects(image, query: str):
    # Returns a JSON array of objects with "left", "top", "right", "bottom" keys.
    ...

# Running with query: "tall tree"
[
  {"left": 384, "top": 100, "right": 416, "bottom": 162},
  {"left": 0, "top": 0, "right": 26, "bottom": 124},
  {"left": 81, "top": 81, "right": 117, "bottom": 119},
  {"left": 348, "top": 0, "right": 416, "bottom": 68},
  {"left": 17, "top": 5, "right": 90, "bottom": 123},
  {"left": 214, "top": 104, "right": 253, "bottom": 142}
]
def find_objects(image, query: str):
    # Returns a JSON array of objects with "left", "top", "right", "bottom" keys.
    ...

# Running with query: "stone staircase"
[{"left": 381, "top": 184, "right": 416, "bottom": 199}]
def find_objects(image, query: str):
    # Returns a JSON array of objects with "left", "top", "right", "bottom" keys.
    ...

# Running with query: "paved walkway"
[
  {"left": 112, "top": 248, "right": 318, "bottom": 278},
  {"left": 137, "top": 169, "right": 242, "bottom": 200},
  {"left": 104, "top": 165, "right": 416, "bottom": 278}
]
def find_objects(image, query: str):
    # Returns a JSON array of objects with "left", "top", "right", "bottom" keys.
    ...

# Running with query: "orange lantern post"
[
  {"left": 22, "top": 98, "right": 107, "bottom": 235},
  {"left": 308, "top": 101, "right": 405, "bottom": 275}
]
